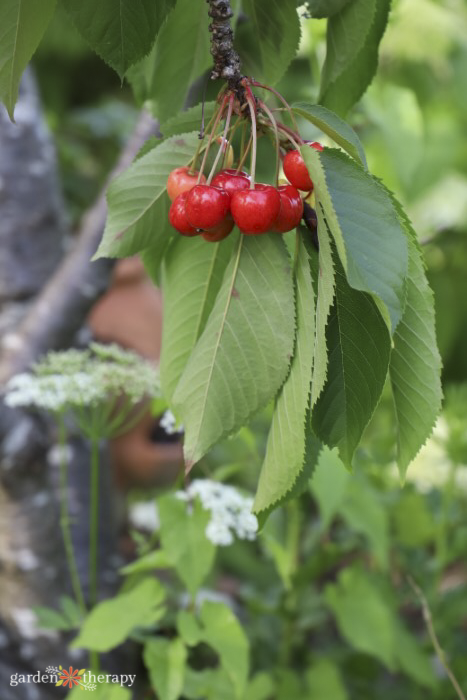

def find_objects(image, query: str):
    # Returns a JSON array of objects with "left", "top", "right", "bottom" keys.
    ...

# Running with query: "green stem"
[
  {"left": 57, "top": 413, "right": 86, "bottom": 615},
  {"left": 89, "top": 434, "right": 100, "bottom": 671}
]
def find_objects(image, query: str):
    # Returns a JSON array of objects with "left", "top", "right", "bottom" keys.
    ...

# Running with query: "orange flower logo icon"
[{"left": 56, "top": 666, "right": 85, "bottom": 689}]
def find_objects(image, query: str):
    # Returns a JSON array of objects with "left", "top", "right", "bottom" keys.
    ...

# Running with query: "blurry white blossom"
[
  {"left": 129, "top": 500, "right": 160, "bottom": 532},
  {"left": 159, "top": 409, "right": 183, "bottom": 435},
  {"left": 177, "top": 479, "right": 258, "bottom": 546}
]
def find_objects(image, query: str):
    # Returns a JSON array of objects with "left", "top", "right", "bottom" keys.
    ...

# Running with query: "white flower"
[
  {"left": 129, "top": 501, "right": 160, "bottom": 532},
  {"left": 160, "top": 409, "right": 183, "bottom": 435},
  {"left": 177, "top": 479, "right": 258, "bottom": 546}
]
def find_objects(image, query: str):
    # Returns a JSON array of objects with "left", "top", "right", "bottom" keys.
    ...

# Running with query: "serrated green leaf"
[
  {"left": 62, "top": 0, "right": 173, "bottom": 78},
  {"left": 292, "top": 102, "right": 367, "bottom": 168},
  {"left": 158, "top": 494, "right": 216, "bottom": 596},
  {"left": 144, "top": 638, "right": 187, "bottom": 700},
  {"left": 160, "top": 235, "right": 235, "bottom": 402},
  {"left": 141, "top": 0, "right": 211, "bottom": 123},
  {"left": 301, "top": 146, "right": 408, "bottom": 332},
  {"left": 312, "top": 261, "right": 391, "bottom": 468},
  {"left": 0, "top": 0, "right": 56, "bottom": 119},
  {"left": 254, "top": 235, "right": 315, "bottom": 512},
  {"left": 388, "top": 199, "right": 443, "bottom": 478},
  {"left": 71, "top": 579, "right": 166, "bottom": 652},
  {"left": 319, "top": 0, "right": 390, "bottom": 116},
  {"left": 242, "top": 0, "right": 300, "bottom": 85},
  {"left": 161, "top": 102, "right": 217, "bottom": 138},
  {"left": 94, "top": 132, "right": 200, "bottom": 260},
  {"left": 307, "top": 0, "right": 354, "bottom": 18},
  {"left": 173, "top": 235, "right": 295, "bottom": 468}
]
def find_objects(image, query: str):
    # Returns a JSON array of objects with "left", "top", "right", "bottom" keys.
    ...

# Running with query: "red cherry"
[
  {"left": 272, "top": 185, "right": 304, "bottom": 233},
  {"left": 167, "top": 167, "right": 206, "bottom": 202},
  {"left": 283, "top": 142, "right": 323, "bottom": 192},
  {"left": 211, "top": 169, "right": 250, "bottom": 197},
  {"left": 186, "top": 185, "right": 231, "bottom": 230},
  {"left": 202, "top": 216, "right": 235, "bottom": 242},
  {"left": 169, "top": 192, "right": 199, "bottom": 236},
  {"left": 231, "top": 184, "right": 281, "bottom": 235}
]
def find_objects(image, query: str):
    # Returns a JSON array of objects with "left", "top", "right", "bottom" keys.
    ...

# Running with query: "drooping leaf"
[
  {"left": 306, "top": 0, "right": 354, "bottom": 18},
  {"left": 173, "top": 234, "right": 295, "bottom": 468},
  {"left": 161, "top": 101, "right": 217, "bottom": 138},
  {"left": 241, "top": 0, "right": 301, "bottom": 86},
  {"left": 144, "top": 638, "right": 187, "bottom": 700},
  {"left": 387, "top": 198, "right": 443, "bottom": 478},
  {"left": 62, "top": 0, "right": 173, "bottom": 78},
  {"left": 301, "top": 146, "right": 408, "bottom": 332},
  {"left": 254, "top": 235, "right": 315, "bottom": 512},
  {"left": 158, "top": 494, "right": 216, "bottom": 596},
  {"left": 0, "top": 0, "right": 57, "bottom": 119},
  {"left": 160, "top": 235, "right": 235, "bottom": 402},
  {"left": 312, "top": 261, "right": 391, "bottom": 468},
  {"left": 93, "top": 132, "right": 200, "bottom": 260},
  {"left": 141, "top": 0, "right": 211, "bottom": 123},
  {"left": 292, "top": 102, "right": 367, "bottom": 168},
  {"left": 319, "top": 0, "right": 391, "bottom": 116},
  {"left": 71, "top": 579, "right": 166, "bottom": 652}
]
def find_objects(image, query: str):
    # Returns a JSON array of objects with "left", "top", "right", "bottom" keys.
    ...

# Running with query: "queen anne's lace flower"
[
  {"left": 177, "top": 479, "right": 258, "bottom": 546},
  {"left": 159, "top": 409, "right": 183, "bottom": 435}
]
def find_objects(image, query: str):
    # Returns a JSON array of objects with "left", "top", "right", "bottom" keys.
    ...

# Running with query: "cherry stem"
[
  {"left": 251, "top": 80, "right": 300, "bottom": 134},
  {"left": 246, "top": 96, "right": 257, "bottom": 189},
  {"left": 236, "top": 133, "right": 252, "bottom": 174},
  {"left": 222, "top": 114, "right": 242, "bottom": 170},
  {"left": 259, "top": 100, "right": 280, "bottom": 186},
  {"left": 277, "top": 123, "right": 302, "bottom": 151},
  {"left": 196, "top": 94, "right": 229, "bottom": 183},
  {"left": 207, "top": 95, "right": 234, "bottom": 184}
]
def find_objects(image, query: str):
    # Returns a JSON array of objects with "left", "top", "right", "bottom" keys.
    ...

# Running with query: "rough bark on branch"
[{"left": 207, "top": 0, "right": 244, "bottom": 94}]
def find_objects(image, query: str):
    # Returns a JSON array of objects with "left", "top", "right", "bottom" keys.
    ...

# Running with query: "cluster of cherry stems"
[{"left": 167, "top": 79, "right": 322, "bottom": 242}]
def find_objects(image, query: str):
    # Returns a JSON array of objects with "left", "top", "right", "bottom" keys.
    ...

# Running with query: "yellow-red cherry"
[
  {"left": 211, "top": 169, "right": 250, "bottom": 197},
  {"left": 186, "top": 185, "right": 231, "bottom": 230},
  {"left": 202, "top": 216, "right": 235, "bottom": 242},
  {"left": 283, "top": 141, "right": 323, "bottom": 192},
  {"left": 167, "top": 167, "right": 206, "bottom": 202},
  {"left": 231, "top": 184, "right": 281, "bottom": 235},
  {"left": 272, "top": 185, "right": 304, "bottom": 233},
  {"left": 169, "top": 192, "right": 199, "bottom": 236}
]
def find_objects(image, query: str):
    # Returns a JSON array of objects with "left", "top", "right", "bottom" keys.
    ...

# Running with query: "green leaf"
[
  {"left": 94, "top": 132, "right": 200, "bottom": 260},
  {"left": 141, "top": 0, "right": 211, "bottom": 123},
  {"left": 393, "top": 622, "right": 437, "bottom": 687},
  {"left": 161, "top": 102, "right": 217, "bottom": 138},
  {"left": 319, "top": 0, "right": 391, "bottom": 116},
  {"left": 341, "top": 478, "right": 389, "bottom": 569},
  {"left": 301, "top": 146, "right": 408, "bottom": 332},
  {"left": 312, "top": 261, "right": 391, "bottom": 468},
  {"left": 242, "top": 0, "right": 300, "bottom": 86},
  {"left": 173, "top": 234, "right": 295, "bottom": 468},
  {"left": 177, "top": 610, "right": 203, "bottom": 646},
  {"left": 144, "top": 638, "right": 187, "bottom": 700},
  {"left": 0, "top": 0, "right": 56, "bottom": 119},
  {"left": 254, "top": 235, "right": 315, "bottom": 512},
  {"left": 158, "top": 494, "right": 216, "bottom": 596},
  {"left": 71, "top": 579, "right": 165, "bottom": 652},
  {"left": 310, "top": 446, "right": 350, "bottom": 530},
  {"left": 306, "top": 659, "right": 348, "bottom": 700},
  {"left": 62, "top": 0, "right": 173, "bottom": 78},
  {"left": 325, "top": 567, "right": 395, "bottom": 668},
  {"left": 160, "top": 235, "right": 235, "bottom": 402},
  {"left": 292, "top": 102, "right": 367, "bottom": 168},
  {"left": 59, "top": 595, "right": 83, "bottom": 627},
  {"left": 140, "top": 233, "right": 173, "bottom": 289},
  {"left": 121, "top": 548, "right": 171, "bottom": 575},
  {"left": 392, "top": 492, "right": 435, "bottom": 547},
  {"left": 388, "top": 203, "right": 442, "bottom": 478},
  {"left": 244, "top": 673, "right": 275, "bottom": 700},
  {"left": 200, "top": 602, "right": 249, "bottom": 699},
  {"left": 306, "top": 0, "right": 354, "bottom": 18},
  {"left": 33, "top": 605, "right": 73, "bottom": 631}
]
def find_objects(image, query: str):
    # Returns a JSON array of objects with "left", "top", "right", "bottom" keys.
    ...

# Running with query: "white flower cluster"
[
  {"left": 129, "top": 500, "right": 160, "bottom": 532},
  {"left": 177, "top": 479, "right": 258, "bottom": 546},
  {"left": 4, "top": 343, "right": 160, "bottom": 413},
  {"left": 159, "top": 409, "right": 183, "bottom": 435}
]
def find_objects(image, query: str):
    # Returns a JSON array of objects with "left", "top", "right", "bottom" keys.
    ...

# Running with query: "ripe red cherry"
[
  {"left": 186, "top": 185, "right": 231, "bottom": 230},
  {"left": 272, "top": 185, "right": 304, "bottom": 233},
  {"left": 211, "top": 169, "right": 250, "bottom": 197},
  {"left": 283, "top": 141, "right": 323, "bottom": 192},
  {"left": 231, "top": 184, "right": 281, "bottom": 235},
  {"left": 167, "top": 167, "right": 206, "bottom": 202},
  {"left": 168, "top": 192, "right": 199, "bottom": 236},
  {"left": 202, "top": 216, "right": 235, "bottom": 242}
]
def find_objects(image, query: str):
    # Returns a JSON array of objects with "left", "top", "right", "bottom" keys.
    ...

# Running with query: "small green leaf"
[
  {"left": 62, "top": 0, "right": 174, "bottom": 78},
  {"left": 306, "top": 659, "right": 348, "bottom": 700},
  {"left": 158, "top": 494, "right": 216, "bottom": 596},
  {"left": 173, "top": 234, "right": 295, "bottom": 468},
  {"left": 161, "top": 235, "right": 235, "bottom": 402},
  {"left": 0, "top": 0, "right": 57, "bottom": 119},
  {"left": 71, "top": 579, "right": 166, "bottom": 652},
  {"left": 292, "top": 102, "right": 367, "bottom": 167},
  {"left": 33, "top": 605, "right": 72, "bottom": 631},
  {"left": 121, "top": 548, "right": 171, "bottom": 575},
  {"left": 319, "top": 0, "right": 391, "bottom": 116},
  {"left": 177, "top": 610, "right": 203, "bottom": 646},
  {"left": 144, "top": 638, "right": 187, "bottom": 700},
  {"left": 244, "top": 673, "right": 275, "bottom": 700}
]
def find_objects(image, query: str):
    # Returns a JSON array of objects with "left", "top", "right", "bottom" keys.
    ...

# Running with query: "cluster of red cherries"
[{"left": 167, "top": 80, "right": 323, "bottom": 243}]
